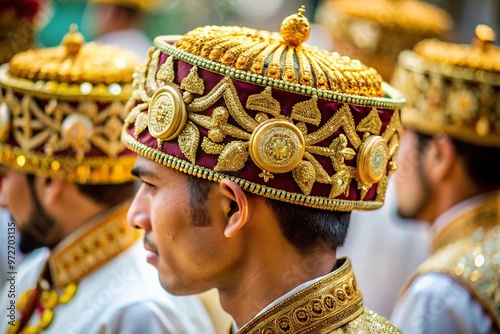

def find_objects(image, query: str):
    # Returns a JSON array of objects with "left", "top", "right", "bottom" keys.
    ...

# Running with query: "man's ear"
[
  {"left": 219, "top": 179, "right": 249, "bottom": 238},
  {"left": 427, "top": 135, "right": 457, "bottom": 183},
  {"left": 35, "top": 176, "right": 64, "bottom": 207}
]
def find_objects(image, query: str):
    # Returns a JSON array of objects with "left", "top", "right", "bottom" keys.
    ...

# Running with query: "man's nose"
[{"left": 127, "top": 184, "right": 152, "bottom": 231}]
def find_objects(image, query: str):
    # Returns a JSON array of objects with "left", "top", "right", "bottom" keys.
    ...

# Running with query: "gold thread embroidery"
[
  {"left": 134, "top": 112, "right": 148, "bottom": 137},
  {"left": 356, "top": 107, "right": 382, "bottom": 134},
  {"left": 180, "top": 65, "right": 205, "bottom": 95},
  {"left": 145, "top": 49, "right": 161, "bottom": 96},
  {"left": 291, "top": 96, "right": 322, "bottom": 126},
  {"left": 246, "top": 87, "right": 281, "bottom": 117},
  {"left": 178, "top": 121, "right": 200, "bottom": 163},
  {"left": 214, "top": 140, "right": 249, "bottom": 172},
  {"left": 292, "top": 160, "right": 316, "bottom": 195},
  {"left": 157, "top": 55, "right": 175, "bottom": 84},
  {"left": 305, "top": 104, "right": 361, "bottom": 149},
  {"left": 201, "top": 137, "right": 225, "bottom": 154}
]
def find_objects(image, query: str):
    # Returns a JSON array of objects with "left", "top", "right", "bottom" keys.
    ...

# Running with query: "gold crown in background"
[
  {"left": 90, "top": 0, "right": 162, "bottom": 12},
  {"left": 393, "top": 25, "right": 500, "bottom": 147},
  {"left": 0, "top": 25, "right": 140, "bottom": 184},
  {"left": 318, "top": 0, "right": 453, "bottom": 81}
]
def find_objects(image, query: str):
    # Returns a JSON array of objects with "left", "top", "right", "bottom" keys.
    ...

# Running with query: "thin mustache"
[{"left": 143, "top": 235, "right": 158, "bottom": 253}]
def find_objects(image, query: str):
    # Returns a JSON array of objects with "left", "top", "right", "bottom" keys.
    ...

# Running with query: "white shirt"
[
  {"left": 391, "top": 194, "right": 498, "bottom": 334},
  {"left": 0, "top": 241, "right": 215, "bottom": 334},
  {"left": 338, "top": 181, "right": 430, "bottom": 317}
]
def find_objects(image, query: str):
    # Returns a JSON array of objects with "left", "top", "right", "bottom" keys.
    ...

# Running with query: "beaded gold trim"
[
  {"left": 154, "top": 37, "right": 406, "bottom": 109},
  {"left": 0, "top": 65, "right": 134, "bottom": 101},
  {"left": 123, "top": 132, "right": 383, "bottom": 211}
]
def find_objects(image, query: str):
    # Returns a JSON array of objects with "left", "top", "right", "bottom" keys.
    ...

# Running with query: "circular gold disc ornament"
[
  {"left": 249, "top": 119, "right": 305, "bottom": 174},
  {"left": 357, "top": 135, "right": 389, "bottom": 185},
  {"left": 148, "top": 84, "right": 187, "bottom": 141}
]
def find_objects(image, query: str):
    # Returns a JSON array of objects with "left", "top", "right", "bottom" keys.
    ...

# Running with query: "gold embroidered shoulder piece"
[
  {"left": 410, "top": 191, "right": 500, "bottom": 329},
  {"left": 236, "top": 258, "right": 401, "bottom": 333}
]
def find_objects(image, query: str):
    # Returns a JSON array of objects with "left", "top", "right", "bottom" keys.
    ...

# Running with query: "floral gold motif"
[
  {"left": 357, "top": 135, "right": 389, "bottom": 186},
  {"left": 148, "top": 84, "right": 188, "bottom": 141},
  {"left": 246, "top": 87, "right": 281, "bottom": 117},
  {"left": 249, "top": 119, "right": 305, "bottom": 175}
]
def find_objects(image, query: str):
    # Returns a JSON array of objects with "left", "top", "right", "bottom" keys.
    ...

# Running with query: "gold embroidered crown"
[
  {"left": 122, "top": 7, "right": 405, "bottom": 211},
  {"left": 393, "top": 24, "right": 500, "bottom": 147},
  {"left": 318, "top": 0, "right": 453, "bottom": 80},
  {"left": 0, "top": 25, "right": 141, "bottom": 184},
  {"left": 90, "top": 0, "right": 162, "bottom": 11}
]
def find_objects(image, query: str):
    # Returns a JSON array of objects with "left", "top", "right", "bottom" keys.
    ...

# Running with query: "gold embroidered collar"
[
  {"left": 237, "top": 258, "right": 364, "bottom": 334},
  {"left": 47, "top": 201, "right": 141, "bottom": 288},
  {"left": 431, "top": 191, "right": 500, "bottom": 253}
]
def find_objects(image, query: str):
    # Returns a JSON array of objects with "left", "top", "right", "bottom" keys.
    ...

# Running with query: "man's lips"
[{"left": 144, "top": 236, "right": 159, "bottom": 254}]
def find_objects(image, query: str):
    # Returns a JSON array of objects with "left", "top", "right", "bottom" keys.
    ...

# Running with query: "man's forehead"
[{"left": 132, "top": 155, "right": 172, "bottom": 178}]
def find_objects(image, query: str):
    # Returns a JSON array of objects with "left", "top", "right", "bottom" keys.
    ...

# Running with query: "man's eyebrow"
[{"left": 130, "top": 166, "right": 159, "bottom": 180}]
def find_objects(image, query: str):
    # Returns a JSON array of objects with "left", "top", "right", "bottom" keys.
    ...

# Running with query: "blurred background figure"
[
  {"left": 315, "top": 0, "right": 454, "bottom": 318},
  {"left": 84, "top": 0, "right": 160, "bottom": 58},
  {"left": 390, "top": 24, "right": 500, "bottom": 333},
  {"left": 0, "top": 26, "right": 214, "bottom": 333},
  {"left": 0, "top": 0, "right": 47, "bottom": 287}
]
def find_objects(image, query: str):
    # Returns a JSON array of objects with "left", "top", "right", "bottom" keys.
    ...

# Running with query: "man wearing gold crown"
[
  {"left": 0, "top": 27, "right": 215, "bottom": 333},
  {"left": 122, "top": 7, "right": 404, "bottom": 333},
  {"left": 390, "top": 25, "right": 500, "bottom": 333}
]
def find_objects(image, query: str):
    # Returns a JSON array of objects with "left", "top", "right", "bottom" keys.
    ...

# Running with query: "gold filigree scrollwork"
[
  {"left": 189, "top": 77, "right": 259, "bottom": 131},
  {"left": 305, "top": 104, "right": 361, "bottom": 149},
  {"left": 246, "top": 86, "right": 281, "bottom": 117},
  {"left": 145, "top": 49, "right": 161, "bottom": 96},
  {"left": 291, "top": 96, "right": 321, "bottom": 126},
  {"left": 180, "top": 65, "right": 205, "bottom": 95}
]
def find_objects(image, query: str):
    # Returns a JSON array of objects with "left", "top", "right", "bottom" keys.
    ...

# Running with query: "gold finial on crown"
[
  {"left": 63, "top": 24, "right": 85, "bottom": 55},
  {"left": 474, "top": 24, "right": 495, "bottom": 51},
  {"left": 280, "top": 5, "right": 310, "bottom": 46}
]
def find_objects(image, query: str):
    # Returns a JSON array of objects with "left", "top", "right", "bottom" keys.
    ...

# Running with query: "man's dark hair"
[
  {"left": 416, "top": 132, "right": 500, "bottom": 191},
  {"left": 265, "top": 198, "right": 351, "bottom": 254},
  {"left": 185, "top": 174, "right": 350, "bottom": 254}
]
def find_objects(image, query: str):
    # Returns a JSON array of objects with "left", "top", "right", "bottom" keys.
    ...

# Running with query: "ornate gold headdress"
[
  {"left": 122, "top": 7, "right": 405, "bottom": 211},
  {"left": 393, "top": 25, "right": 500, "bottom": 147},
  {"left": 0, "top": 25, "right": 140, "bottom": 184},
  {"left": 318, "top": 0, "right": 453, "bottom": 81}
]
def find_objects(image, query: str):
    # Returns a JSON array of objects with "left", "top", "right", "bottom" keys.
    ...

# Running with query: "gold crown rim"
[
  {"left": 0, "top": 65, "right": 134, "bottom": 102},
  {"left": 153, "top": 36, "right": 406, "bottom": 110},
  {"left": 0, "top": 143, "right": 137, "bottom": 184},
  {"left": 398, "top": 50, "right": 500, "bottom": 86},
  {"left": 121, "top": 132, "right": 385, "bottom": 211}
]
